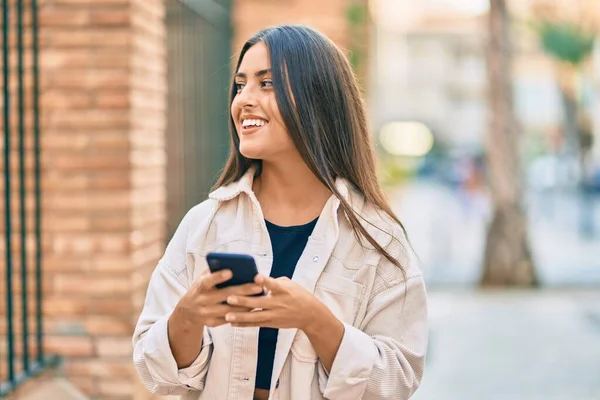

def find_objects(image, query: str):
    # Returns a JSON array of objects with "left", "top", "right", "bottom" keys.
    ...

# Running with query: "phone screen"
[{"left": 206, "top": 252, "right": 262, "bottom": 291}]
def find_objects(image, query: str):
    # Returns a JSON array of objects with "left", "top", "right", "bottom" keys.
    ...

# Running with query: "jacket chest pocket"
[
  {"left": 291, "top": 272, "right": 366, "bottom": 364},
  {"left": 314, "top": 271, "right": 366, "bottom": 326}
]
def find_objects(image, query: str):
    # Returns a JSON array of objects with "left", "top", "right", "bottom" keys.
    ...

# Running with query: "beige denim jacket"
[{"left": 132, "top": 168, "right": 428, "bottom": 400}]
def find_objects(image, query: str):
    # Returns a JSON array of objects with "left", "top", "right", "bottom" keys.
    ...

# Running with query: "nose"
[{"left": 236, "top": 85, "right": 258, "bottom": 109}]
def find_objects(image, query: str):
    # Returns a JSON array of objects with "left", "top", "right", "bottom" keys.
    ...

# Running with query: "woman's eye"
[
  {"left": 235, "top": 82, "right": 245, "bottom": 92},
  {"left": 262, "top": 80, "right": 273, "bottom": 88}
]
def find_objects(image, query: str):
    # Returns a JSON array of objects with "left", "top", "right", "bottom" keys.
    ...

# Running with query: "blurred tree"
[
  {"left": 347, "top": 0, "right": 370, "bottom": 89},
  {"left": 532, "top": 3, "right": 597, "bottom": 237},
  {"left": 482, "top": 0, "right": 537, "bottom": 286},
  {"left": 534, "top": 15, "right": 596, "bottom": 167}
]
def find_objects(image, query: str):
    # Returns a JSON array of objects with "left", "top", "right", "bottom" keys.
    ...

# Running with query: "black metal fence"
[
  {"left": 1, "top": 0, "right": 58, "bottom": 395},
  {"left": 165, "top": 0, "right": 233, "bottom": 240}
]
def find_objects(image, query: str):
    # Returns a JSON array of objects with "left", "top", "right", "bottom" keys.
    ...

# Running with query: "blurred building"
[
  {"left": 369, "top": 0, "right": 600, "bottom": 158},
  {"left": 0, "top": 0, "right": 367, "bottom": 399}
]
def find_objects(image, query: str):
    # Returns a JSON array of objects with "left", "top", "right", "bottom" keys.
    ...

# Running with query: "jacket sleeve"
[
  {"left": 132, "top": 203, "right": 214, "bottom": 396},
  {"left": 318, "top": 249, "right": 429, "bottom": 400}
]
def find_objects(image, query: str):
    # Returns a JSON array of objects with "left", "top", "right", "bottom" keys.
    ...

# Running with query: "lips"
[{"left": 240, "top": 117, "right": 269, "bottom": 135}]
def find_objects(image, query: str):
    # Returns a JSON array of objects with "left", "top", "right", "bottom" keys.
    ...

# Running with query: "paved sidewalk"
[{"left": 412, "top": 289, "right": 600, "bottom": 400}]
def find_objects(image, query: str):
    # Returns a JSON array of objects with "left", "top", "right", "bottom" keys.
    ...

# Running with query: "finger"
[
  {"left": 226, "top": 293, "right": 271, "bottom": 309},
  {"left": 203, "top": 317, "right": 227, "bottom": 327},
  {"left": 260, "top": 276, "right": 284, "bottom": 293},
  {"left": 198, "top": 282, "right": 263, "bottom": 307},
  {"left": 205, "top": 283, "right": 264, "bottom": 304},
  {"left": 231, "top": 322, "right": 266, "bottom": 328},
  {"left": 200, "top": 269, "right": 232, "bottom": 291},
  {"left": 199, "top": 304, "right": 252, "bottom": 318},
  {"left": 225, "top": 310, "right": 275, "bottom": 324},
  {"left": 224, "top": 283, "right": 265, "bottom": 298}
]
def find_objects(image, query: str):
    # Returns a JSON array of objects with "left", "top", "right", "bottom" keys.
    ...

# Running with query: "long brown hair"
[{"left": 214, "top": 25, "right": 408, "bottom": 273}]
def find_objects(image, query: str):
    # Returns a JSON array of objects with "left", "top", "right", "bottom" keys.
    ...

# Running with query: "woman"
[{"left": 133, "top": 25, "right": 428, "bottom": 400}]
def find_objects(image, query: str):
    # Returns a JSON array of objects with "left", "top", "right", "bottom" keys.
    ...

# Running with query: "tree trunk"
[
  {"left": 481, "top": 0, "right": 537, "bottom": 286},
  {"left": 560, "top": 87, "right": 579, "bottom": 159}
]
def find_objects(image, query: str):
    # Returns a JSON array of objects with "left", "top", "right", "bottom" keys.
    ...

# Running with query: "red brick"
[
  {"left": 88, "top": 131, "right": 130, "bottom": 149},
  {"left": 43, "top": 170, "right": 89, "bottom": 190},
  {"left": 45, "top": 318, "right": 87, "bottom": 335},
  {"left": 89, "top": 173, "right": 130, "bottom": 190},
  {"left": 48, "top": 29, "right": 130, "bottom": 48},
  {"left": 89, "top": 215, "right": 131, "bottom": 232},
  {"left": 41, "top": 131, "right": 90, "bottom": 150},
  {"left": 90, "top": 253, "right": 133, "bottom": 272},
  {"left": 85, "top": 315, "right": 133, "bottom": 335},
  {"left": 45, "top": 335, "right": 94, "bottom": 357},
  {"left": 43, "top": 296, "right": 89, "bottom": 317},
  {"left": 40, "top": 9, "right": 90, "bottom": 26},
  {"left": 53, "top": 273, "right": 131, "bottom": 295},
  {"left": 42, "top": 90, "right": 93, "bottom": 109},
  {"left": 95, "top": 337, "right": 132, "bottom": 357},
  {"left": 42, "top": 215, "right": 90, "bottom": 233},
  {"left": 90, "top": 297, "right": 133, "bottom": 316},
  {"left": 41, "top": 49, "right": 92, "bottom": 68},
  {"left": 44, "top": 253, "right": 91, "bottom": 271},
  {"left": 91, "top": 10, "right": 131, "bottom": 26},
  {"left": 52, "top": 0, "right": 129, "bottom": 4},
  {"left": 45, "top": 153, "right": 130, "bottom": 170},
  {"left": 43, "top": 191, "right": 90, "bottom": 211},
  {"left": 43, "top": 69, "right": 129, "bottom": 89},
  {"left": 49, "top": 233, "right": 97, "bottom": 254},
  {"left": 96, "top": 90, "right": 130, "bottom": 108},
  {"left": 91, "top": 50, "right": 130, "bottom": 68},
  {"left": 46, "top": 109, "right": 130, "bottom": 130}
]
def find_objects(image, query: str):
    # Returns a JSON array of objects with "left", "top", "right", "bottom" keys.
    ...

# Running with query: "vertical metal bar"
[
  {"left": 17, "top": 0, "right": 30, "bottom": 373},
  {"left": 179, "top": 5, "right": 189, "bottom": 217},
  {"left": 2, "top": 0, "right": 16, "bottom": 385},
  {"left": 32, "top": 0, "right": 43, "bottom": 363}
]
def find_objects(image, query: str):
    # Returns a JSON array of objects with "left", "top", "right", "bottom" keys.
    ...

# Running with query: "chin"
[{"left": 238, "top": 142, "right": 266, "bottom": 160}]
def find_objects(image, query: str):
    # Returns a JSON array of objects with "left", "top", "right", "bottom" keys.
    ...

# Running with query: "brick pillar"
[{"left": 38, "top": 0, "right": 166, "bottom": 398}]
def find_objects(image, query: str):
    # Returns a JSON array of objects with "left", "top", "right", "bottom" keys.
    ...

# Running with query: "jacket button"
[{"left": 312, "top": 256, "right": 319, "bottom": 262}]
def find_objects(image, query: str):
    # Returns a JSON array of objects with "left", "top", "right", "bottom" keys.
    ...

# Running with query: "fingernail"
[
  {"left": 226, "top": 314, "right": 235, "bottom": 322},
  {"left": 223, "top": 270, "right": 232, "bottom": 278},
  {"left": 228, "top": 296, "right": 238, "bottom": 305}
]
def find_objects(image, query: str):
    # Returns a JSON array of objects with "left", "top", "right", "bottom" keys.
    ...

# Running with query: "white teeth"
[{"left": 242, "top": 119, "right": 267, "bottom": 127}]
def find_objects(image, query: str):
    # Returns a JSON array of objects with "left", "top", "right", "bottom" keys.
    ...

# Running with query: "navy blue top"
[{"left": 254, "top": 217, "right": 319, "bottom": 390}]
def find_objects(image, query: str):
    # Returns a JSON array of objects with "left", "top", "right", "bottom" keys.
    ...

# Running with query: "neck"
[{"left": 254, "top": 156, "right": 332, "bottom": 225}]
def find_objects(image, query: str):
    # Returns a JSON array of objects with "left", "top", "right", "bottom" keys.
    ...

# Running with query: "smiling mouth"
[{"left": 241, "top": 118, "right": 268, "bottom": 135}]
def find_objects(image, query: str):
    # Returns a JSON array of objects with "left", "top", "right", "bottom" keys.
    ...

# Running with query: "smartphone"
[{"left": 206, "top": 252, "right": 263, "bottom": 295}]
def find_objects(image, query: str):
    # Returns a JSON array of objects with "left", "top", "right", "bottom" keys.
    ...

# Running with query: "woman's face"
[{"left": 231, "top": 42, "right": 296, "bottom": 162}]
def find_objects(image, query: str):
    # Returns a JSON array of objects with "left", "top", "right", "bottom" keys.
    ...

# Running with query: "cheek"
[{"left": 230, "top": 99, "right": 239, "bottom": 119}]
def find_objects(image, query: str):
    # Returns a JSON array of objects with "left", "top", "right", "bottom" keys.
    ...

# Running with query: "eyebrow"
[{"left": 234, "top": 68, "right": 271, "bottom": 79}]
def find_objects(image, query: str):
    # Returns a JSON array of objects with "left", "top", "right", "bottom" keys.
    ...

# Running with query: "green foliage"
[
  {"left": 535, "top": 20, "right": 596, "bottom": 66},
  {"left": 347, "top": 2, "right": 366, "bottom": 27},
  {"left": 346, "top": 2, "right": 367, "bottom": 70},
  {"left": 377, "top": 156, "right": 417, "bottom": 188}
]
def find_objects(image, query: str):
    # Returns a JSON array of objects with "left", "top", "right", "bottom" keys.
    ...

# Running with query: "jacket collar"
[{"left": 208, "top": 166, "right": 360, "bottom": 210}]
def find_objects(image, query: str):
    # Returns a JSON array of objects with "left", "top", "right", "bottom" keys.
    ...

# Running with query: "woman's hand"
[
  {"left": 168, "top": 269, "right": 265, "bottom": 369},
  {"left": 224, "top": 275, "right": 329, "bottom": 331},
  {"left": 172, "top": 269, "right": 265, "bottom": 328},
  {"left": 225, "top": 274, "right": 345, "bottom": 372}
]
